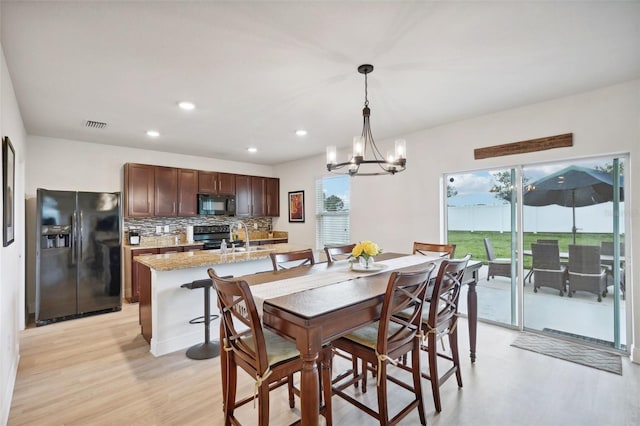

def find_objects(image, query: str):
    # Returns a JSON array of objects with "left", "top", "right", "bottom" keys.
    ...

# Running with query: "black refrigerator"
[{"left": 35, "top": 189, "right": 122, "bottom": 326}]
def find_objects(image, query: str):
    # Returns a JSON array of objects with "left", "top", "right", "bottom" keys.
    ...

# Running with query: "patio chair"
[
  {"left": 531, "top": 243, "right": 567, "bottom": 296},
  {"left": 483, "top": 238, "right": 512, "bottom": 281},
  {"left": 600, "top": 241, "right": 625, "bottom": 299},
  {"left": 567, "top": 245, "right": 607, "bottom": 302},
  {"left": 525, "top": 239, "right": 561, "bottom": 283}
]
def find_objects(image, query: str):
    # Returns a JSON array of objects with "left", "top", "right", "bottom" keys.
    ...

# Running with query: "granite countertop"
[{"left": 134, "top": 243, "right": 316, "bottom": 271}]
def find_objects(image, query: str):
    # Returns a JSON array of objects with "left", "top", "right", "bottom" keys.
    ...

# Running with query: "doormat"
[
  {"left": 511, "top": 333, "right": 622, "bottom": 375},
  {"left": 542, "top": 328, "right": 627, "bottom": 351}
]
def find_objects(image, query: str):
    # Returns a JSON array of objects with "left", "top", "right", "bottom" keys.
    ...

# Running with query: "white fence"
[{"left": 448, "top": 203, "right": 625, "bottom": 234}]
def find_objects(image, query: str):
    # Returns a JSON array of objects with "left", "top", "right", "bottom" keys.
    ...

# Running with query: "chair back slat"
[
  {"left": 270, "top": 249, "right": 315, "bottom": 271},
  {"left": 428, "top": 255, "right": 471, "bottom": 335},
  {"left": 413, "top": 242, "right": 456, "bottom": 258},
  {"left": 324, "top": 244, "right": 356, "bottom": 263},
  {"left": 208, "top": 268, "right": 269, "bottom": 372},
  {"left": 376, "top": 264, "right": 436, "bottom": 355}
]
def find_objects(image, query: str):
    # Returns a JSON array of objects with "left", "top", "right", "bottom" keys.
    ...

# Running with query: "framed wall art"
[
  {"left": 288, "top": 190, "right": 305, "bottom": 223},
  {"left": 3, "top": 136, "right": 15, "bottom": 247}
]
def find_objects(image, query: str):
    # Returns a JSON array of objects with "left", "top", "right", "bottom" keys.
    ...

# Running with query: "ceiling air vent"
[{"left": 85, "top": 120, "right": 107, "bottom": 129}]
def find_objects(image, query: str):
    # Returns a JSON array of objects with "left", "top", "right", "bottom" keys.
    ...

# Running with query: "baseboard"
[
  {"left": 1, "top": 353, "right": 19, "bottom": 426},
  {"left": 150, "top": 330, "right": 204, "bottom": 357}
]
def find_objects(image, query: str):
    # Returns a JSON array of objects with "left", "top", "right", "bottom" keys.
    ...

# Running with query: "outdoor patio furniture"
[
  {"left": 531, "top": 243, "right": 567, "bottom": 296},
  {"left": 483, "top": 238, "right": 512, "bottom": 281},
  {"left": 567, "top": 244, "right": 607, "bottom": 302},
  {"left": 600, "top": 241, "right": 625, "bottom": 299}
]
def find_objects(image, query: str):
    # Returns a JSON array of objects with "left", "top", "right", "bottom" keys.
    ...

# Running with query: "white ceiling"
[{"left": 2, "top": 1, "right": 639, "bottom": 166}]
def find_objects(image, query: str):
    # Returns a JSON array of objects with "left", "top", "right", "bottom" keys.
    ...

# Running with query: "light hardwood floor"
[{"left": 9, "top": 303, "right": 640, "bottom": 425}]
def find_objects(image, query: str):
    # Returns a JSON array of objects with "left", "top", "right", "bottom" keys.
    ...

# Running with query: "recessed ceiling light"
[
  {"left": 247, "top": 147, "right": 258, "bottom": 153},
  {"left": 178, "top": 101, "right": 195, "bottom": 111},
  {"left": 146, "top": 130, "right": 160, "bottom": 138},
  {"left": 296, "top": 129, "right": 308, "bottom": 137}
]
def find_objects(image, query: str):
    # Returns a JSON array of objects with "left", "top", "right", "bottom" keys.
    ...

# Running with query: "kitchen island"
[{"left": 134, "top": 244, "right": 321, "bottom": 356}]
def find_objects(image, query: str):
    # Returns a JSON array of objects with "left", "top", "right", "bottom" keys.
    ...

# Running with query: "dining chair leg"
[
  {"left": 225, "top": 355, "right": 237, "bottom": 425},
  {"left": 258, "top": 382, "right": 270, "bottom": 426},
  {"left": 427, "top": 334, "right": 442, "bottom": 413},
  {"left": 322, "top": 349, "right": 333, "bottom": 426},
  {"left": 450, "top": 329, "right": 463, "bottom": 387},
  {"left": 376, "top": 363, "right": 390, "bottom": 424},
  {"left": 287, "top": 374, "right": 295, "bottom": 408},
  {"left": 412, "top": 344, "right": 427, "bottom": 425}
]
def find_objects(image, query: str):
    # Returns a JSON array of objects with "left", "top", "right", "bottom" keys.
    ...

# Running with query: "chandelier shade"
[{"left": 326, "top": 64, "right": 407, "bottom": 176}]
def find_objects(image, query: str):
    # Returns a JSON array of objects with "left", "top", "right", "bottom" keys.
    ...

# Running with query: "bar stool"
[{"left": 180, "top": 278, "right": 220, "bottom": 360}]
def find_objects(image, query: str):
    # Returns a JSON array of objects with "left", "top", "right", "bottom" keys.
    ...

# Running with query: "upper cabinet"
[
  {"left": 154, "top": 166, "right": 178, "bottom": 216},
  {"left": 124, "top": 163, "right": 155, "bottom": 217},
  {"left": 198, "top": 171, "right": 236, "bottom": 195},
  {"left": 235, "top": 175, "right": 279, "bottom": 217},
  {"left": 235, "top": 175, "right": 252, "bottom": 217},
  {"left": 124, "top": 163, "right": 279, "bottom": 218},
  {"left": 266, "top": 177, "right": 279, "bottom": 217},
  {"left": 177, "top": 169, "right": 198, "bottom": 216}
]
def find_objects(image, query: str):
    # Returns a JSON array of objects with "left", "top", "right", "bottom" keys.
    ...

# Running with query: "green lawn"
[{"left": 448, "top": 231, "right": 621, "bottom": 269}]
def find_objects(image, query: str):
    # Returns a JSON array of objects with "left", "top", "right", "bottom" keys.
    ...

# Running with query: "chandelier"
[{"left": 326, "top": 64, "right": 406, "bottom": 176}]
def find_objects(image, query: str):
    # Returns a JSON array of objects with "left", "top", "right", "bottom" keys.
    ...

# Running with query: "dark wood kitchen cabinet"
[
  {"left": 198, "top": 171, "right": 236, "bottom": 195},
  {"left": 235, "top": 175, "right": 252, "bottom": 217},
  {"left": 177, "top": 169, "right": 198, "bottom": 216},
  {"left": 131, "top": 248, "right": 158, "bottom": 303},
  {"left": 154, "top": 166, "right": 178, "bottom": 216},
  {"left": 235, "top": 175, "right": 279, "bottom": 217},
  {"left": 124, "top": 163, "right": 155, "bottom": 217},
  {"left": 266, "top": 177, "right": 279, "bottom": 217}
]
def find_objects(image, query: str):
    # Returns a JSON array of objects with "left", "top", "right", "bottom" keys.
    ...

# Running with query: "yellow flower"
[{"left": 352, "top": 240, "right": 381, "bottom": 259}]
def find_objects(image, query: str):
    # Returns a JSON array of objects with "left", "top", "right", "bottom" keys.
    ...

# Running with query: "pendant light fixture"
[{"left": 326, "top": 64, "right": 407, "bottom": 176}]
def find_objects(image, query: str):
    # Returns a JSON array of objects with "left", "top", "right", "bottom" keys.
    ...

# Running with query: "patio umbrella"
[{"left": 523, "top": 165, "right": 624, "bottom": 244}]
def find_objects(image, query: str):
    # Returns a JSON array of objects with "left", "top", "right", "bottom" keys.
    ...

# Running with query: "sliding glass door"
[
  {"left": 522, "top": 156, "right": 626, "bottom": 349},
  {"left": 447, "top": 168, "right": 518, "bottom": 327},
  {"left": 447, "top": 155, "right": 627, "bottom": 351}
]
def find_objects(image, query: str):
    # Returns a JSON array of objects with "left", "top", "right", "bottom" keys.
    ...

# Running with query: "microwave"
[{"left": 198, "top": 194, "right": 236, "bottom": 216}]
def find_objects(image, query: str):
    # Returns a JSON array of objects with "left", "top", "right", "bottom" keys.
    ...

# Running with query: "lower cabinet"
[{"left": 131, "top": 248, "right": 158, "bottom": 303}]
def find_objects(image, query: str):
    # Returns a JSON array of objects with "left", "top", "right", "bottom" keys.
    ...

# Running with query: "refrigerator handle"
[
  {"left": 79, "top": 210, "right": 84, "bottom": 261},
  {"left": 71, "top": 211, "right": 77, "bottom": 264}
]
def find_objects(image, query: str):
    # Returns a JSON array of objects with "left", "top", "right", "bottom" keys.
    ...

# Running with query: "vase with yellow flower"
[{"left": 351, "top": 240, "right": 382, "bottom": 270}]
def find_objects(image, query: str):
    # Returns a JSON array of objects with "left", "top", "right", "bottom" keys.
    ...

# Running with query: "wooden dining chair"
[
  {"left": 412, "top": 242, "right": 456, "bottom": 258},
  {"left": 208, "top": 268, "right": 333, "bottom": 426},
  {"left": 401, "top": 254, "right": 470, "bottom": 413},
  {"left": 331, "top": 264, "right": 436, "bottom": 425},
  {"left": 324, "top": 244, "right": 356, "bottom": 263},
  {"left": 270, "top": 249, "right": 315, "bottom": 271}
]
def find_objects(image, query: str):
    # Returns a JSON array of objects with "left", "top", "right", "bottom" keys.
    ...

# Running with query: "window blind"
[{"left": 315, "top": 176, "right": 350, "bottom": 248}]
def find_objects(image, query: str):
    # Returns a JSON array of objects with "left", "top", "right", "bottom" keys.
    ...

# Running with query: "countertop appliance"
[
  {"left": 193, "top": 225, "right": 241, "bottom": 250},
  {"left": 35, "top": 189, "right": 122, "bottom": 326},
  {"left": 197, "top": 194, "right": 235, "bottom": 216}
]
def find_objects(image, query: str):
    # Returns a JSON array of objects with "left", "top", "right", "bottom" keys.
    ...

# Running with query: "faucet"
[{"left": 230, "top": 221, "right": 250, "bottom": 249}]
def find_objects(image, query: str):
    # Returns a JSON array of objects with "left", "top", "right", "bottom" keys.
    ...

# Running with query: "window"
[{"left": 315, "top": 175, "right": 350, "bottom": 248}]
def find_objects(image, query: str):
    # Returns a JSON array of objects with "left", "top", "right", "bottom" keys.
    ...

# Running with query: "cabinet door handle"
[{"left": 173, "top": 202, "right": 176, "bottom": 213}]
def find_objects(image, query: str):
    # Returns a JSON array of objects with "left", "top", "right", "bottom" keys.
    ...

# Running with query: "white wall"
[
  {"left": 275, "top": 80, "right": 640, "bottom": 362},
  {"left": 0, "top": 43, "right": 27, "bottom": 425},
  {"left": 25, "top": 135, "right": 276, "bottom": 197}
]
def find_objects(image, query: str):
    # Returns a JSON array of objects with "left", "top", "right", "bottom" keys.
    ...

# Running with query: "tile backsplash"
[{"left": 124, "top": 216, "right": 273, "bottom": 240}]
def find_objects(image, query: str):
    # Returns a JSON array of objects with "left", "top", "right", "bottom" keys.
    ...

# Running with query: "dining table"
[{"left": 234, "top": 252, "right": 481, "bottom": 426}]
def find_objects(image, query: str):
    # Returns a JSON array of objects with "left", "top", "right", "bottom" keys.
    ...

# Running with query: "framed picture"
[
  {"left": 3, "top": 136, "right": 15, "bottom": 247},
  {"left": 288, "top": 190, "right": 305, "bottom": 223}
]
